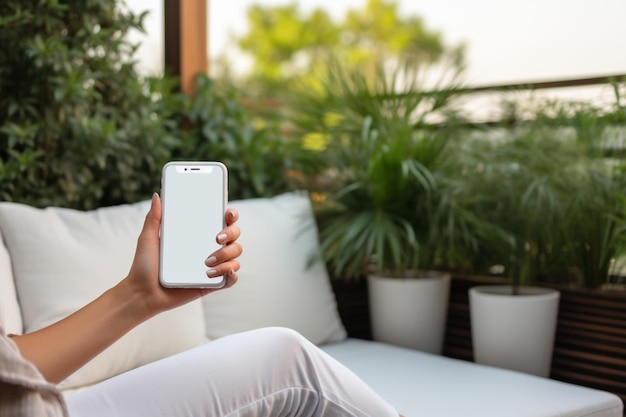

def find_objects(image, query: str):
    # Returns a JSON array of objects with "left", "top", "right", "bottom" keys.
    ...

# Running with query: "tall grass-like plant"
[
  {"left": 553, "top": 96, "right": 626, "bottom": 287},
  {"left": 453, "top": 94, "right": 626, "bottom": 289},
  {"left": 562, "top": 163, "right": 626, "bottom": 287},
  {"left": 453, "top": 129, "right": 585, "bottom": 288}
]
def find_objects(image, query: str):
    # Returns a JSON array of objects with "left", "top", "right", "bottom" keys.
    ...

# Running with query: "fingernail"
[
  {"left": 205, "top": 256, "right": 217, "bottom": 266},
  {"left": 217, "top": 233, "right": 227, "bottom": 243},
  {"left": 206, "top": 269, "right": 217, "bottom": 277}
]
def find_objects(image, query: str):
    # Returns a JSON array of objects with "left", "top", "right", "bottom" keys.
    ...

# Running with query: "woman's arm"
[{"left": 11, "top": 193, "right": 242, "bottom": 383}]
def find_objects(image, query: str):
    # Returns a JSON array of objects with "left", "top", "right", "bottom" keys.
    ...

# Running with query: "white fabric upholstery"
[
  {"left": 0, "top": 193, "right": 622, "bottom": 417},
  {"left": 0, "top": 201, "right": 207, "bottom": 390},
  {"left": 0, "top": 237, "right": 22, "bottom": 335},
  {"left": 321, "top": 338, "right": 623, "bottom": 417},
  {"left": 202, "top": 192, "right": 347, "bottom": 345}
]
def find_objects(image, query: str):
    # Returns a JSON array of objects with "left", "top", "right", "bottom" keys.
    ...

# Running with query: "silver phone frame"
[{"left": 159, "top": 161, "right": 228, "bottom": 288}]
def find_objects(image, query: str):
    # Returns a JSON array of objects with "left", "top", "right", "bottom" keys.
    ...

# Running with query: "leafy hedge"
[
  {"left": 0, "top": 0, "right": 306, "bottom": 209},
  {"left": 169, "top": 74, "right": 316, "bottom": 200},
  {"left": 0, "top": 0, "right": 177, "bottom": 209}
]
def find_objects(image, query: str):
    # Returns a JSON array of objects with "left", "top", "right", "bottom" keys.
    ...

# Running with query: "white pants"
[{"left": 65, "top": 327, "right": 398, "bottom": 417}]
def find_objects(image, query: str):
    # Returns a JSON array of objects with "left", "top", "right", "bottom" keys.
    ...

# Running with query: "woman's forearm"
[
  {"left": 11, "top": 280, "right": 152, "bottom": 384},
  {"left": 10, "top": 195, "right": 241, "bottom": 385}
]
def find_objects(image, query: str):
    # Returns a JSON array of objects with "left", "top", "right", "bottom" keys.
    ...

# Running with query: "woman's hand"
[
  {"left": 121, "top": 193, "right": 242, "bottom": 318},
  {"left": 12, "top": 193, "right": 242, "bottom": 383}
]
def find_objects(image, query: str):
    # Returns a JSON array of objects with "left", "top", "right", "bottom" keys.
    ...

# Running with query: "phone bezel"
[{"left": 159, "top": 161, "right": 228, "bottom": 288}]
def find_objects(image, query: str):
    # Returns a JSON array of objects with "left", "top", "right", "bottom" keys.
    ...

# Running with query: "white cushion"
[
  {"left": 0, "top": 236, "right": 22, "bottom": 335},
  {"left": 322, "top": 338, "right": 623, "bottom": 417},
  {"left": 203, "top": 192, "right": 347, "bottom": 345},
  {"left": 0, "top": 201, "right": 207, "bottom": 390}
]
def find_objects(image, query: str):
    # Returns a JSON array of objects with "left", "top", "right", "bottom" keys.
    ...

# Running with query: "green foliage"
[
  {"left": 166, "top": 73, "right": 319, "bottom": 200},
  {"left": 222, "top": 0, "right": 464, "bottom": 99},
  {"left": 343, "top": 0, "right": 445, "bottom": 62},
  {"left": 0, "top": 0, "right": 174, "bottom": 209},
  {"left": 288, "top": 55, "right": 626, "bottom": 288},
  {"left": 564, "top": 163, "right": 626, "bottom": 287},
  {"left": 449, "top": 96, "right": 626, "bottom": 289},
  {"left": 3, "top": 0, "right": 625, "bottom": 290},
  {"left": 238, "top": 4, "right": 338, "bottom": 83},
  {"left": 0, "top": 1, "right": 305, "bottom": 209},
  {"left": 289, "top": 59, "right": 500, "bottom": 278}
]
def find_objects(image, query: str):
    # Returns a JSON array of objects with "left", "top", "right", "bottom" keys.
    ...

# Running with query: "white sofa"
[{"left": 0, "top": 192, "right": 622, "bottom": 417}]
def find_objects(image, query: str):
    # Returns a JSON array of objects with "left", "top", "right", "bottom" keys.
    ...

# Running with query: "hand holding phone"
[{"left": 159, "top": 161, "right": 228, "bottom": 288}]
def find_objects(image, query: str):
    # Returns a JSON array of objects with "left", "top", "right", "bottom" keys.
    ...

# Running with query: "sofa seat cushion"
[
  {"left": 0, "top": 201, "right": 207, "bottom": 390},
  {"left": 202, "top": 192, "right": 347, "bottom": 345},
  {"left": 321, "top": 338, "right": 623, "bottom": 417}
]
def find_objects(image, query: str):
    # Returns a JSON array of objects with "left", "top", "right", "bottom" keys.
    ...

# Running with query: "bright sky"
[
  {"left": 208, "top": 0, "right": 626, "bottom": 85},
  {"left": 127, "top": 0, "right": 626, "bottom": 103}
]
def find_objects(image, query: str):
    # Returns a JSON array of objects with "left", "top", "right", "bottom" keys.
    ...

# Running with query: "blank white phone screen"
[{"left": 160, "top": 162, "right": 227, "bottom": 287}]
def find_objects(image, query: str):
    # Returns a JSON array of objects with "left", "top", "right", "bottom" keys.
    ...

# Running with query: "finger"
[
  {"left": 205, "top": 242, "right": 243, "bottom": 267},
  {"left": 203, "top": 268, "right": 239, "bottom": 296},
  {"left": 225, "top": 208, "right": 238, "bottom": 226},
  {"left": 221, "top": 268, "right": 238, "bottom": 289},
  {"left": 216, "top": 225, "right": 241, "bottom": 245},
  {"left": 206, "top": 260, "right": 240, "bottom": 282},
  {"left": 204, "top": 270, "right": 238, "bottom": 294},
  {"left": 139, "top": 193, "right": 162, "bottom": 242}
]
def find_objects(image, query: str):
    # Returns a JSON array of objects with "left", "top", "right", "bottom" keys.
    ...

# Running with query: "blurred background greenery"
[{"left": 1, "top": 0, "right": 625, "bottom": 288}]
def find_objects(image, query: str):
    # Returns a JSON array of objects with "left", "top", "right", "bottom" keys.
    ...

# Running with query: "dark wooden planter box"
[{"left": 331, "top": 274, "right": 626, "bottom": 411}]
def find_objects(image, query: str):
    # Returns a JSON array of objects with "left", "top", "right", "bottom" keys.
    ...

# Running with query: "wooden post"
[{"left": 164, "top": 0, "right": 208, "bottom": 95}]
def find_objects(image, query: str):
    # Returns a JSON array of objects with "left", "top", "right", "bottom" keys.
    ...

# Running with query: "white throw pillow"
[
  {"left": 203, "top": 191, "right": 347, "bottom": 345},
  {"left": 0, "top": 201, "right": 207, "bottom": 390},
  {"left": 0, "top": 237, "right": 22, "bottom": 335}
]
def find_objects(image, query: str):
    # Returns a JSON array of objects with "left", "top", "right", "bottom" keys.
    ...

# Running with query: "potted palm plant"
[
  {"left": 292, "top": 59, "right": 500, "bottom": 353},
  {"left": 323, "top": 119, "right": 453, "bottom": 354}
]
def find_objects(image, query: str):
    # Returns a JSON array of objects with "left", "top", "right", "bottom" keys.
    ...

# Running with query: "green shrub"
[
  {"left": 0, "top": 0, "right": 176, "bottom": 209},
  {"left": 0, "top": 0, "right": 312, "bottom": 208},
  {"left": 448, "top": 98, "right": 626, "bottom": 288},
  {"left": 170, "top": 73, "right": 320, "bottom": 200}
]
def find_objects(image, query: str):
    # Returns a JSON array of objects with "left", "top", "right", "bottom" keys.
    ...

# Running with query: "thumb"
[{"left": 141, "top": 192, "right": 162, "bottom": 240}]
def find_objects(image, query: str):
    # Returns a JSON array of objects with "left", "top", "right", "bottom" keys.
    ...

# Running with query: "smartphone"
[{"left": 159, "top": 161, "right": 228, "bottom": 288}]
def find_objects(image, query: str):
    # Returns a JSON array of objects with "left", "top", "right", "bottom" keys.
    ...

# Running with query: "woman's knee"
[
  {"left": 247, "top": 326, "right": 308, "bottom": 344},
  {"left": 239, "top": 327, "right": 315, "bottom": 366},
  {"left": 243, "top": 327, "right": 311, "bottom": 353}
]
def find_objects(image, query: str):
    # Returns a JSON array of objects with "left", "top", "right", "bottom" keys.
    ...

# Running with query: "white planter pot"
[
  {"left": 367, "top": 272, "right": 450, "bottom": 354},
  {"left": 469, "top": 285, "right": 560, "bottom": 377}
]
